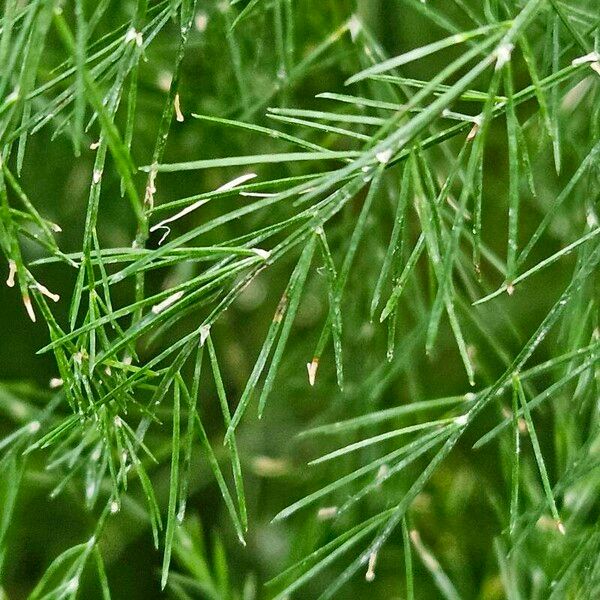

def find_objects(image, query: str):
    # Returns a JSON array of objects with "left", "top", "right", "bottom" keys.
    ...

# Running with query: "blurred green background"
[{"left": 1, "top": 0, "right": 598, "bottom": 598}]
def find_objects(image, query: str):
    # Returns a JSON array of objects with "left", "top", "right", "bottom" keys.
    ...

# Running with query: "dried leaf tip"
[
  {"left": 124, "top": 27, "right": 143, "bottom": 46},
  {"left": 375, "top": 149, "right": 392, "bottom": 164},
  {"left": 217, "top": 172, "right": 257, "bottom": 192},
  {"left": 150, "top": 173, "right": 257, "bottom": 234},
  {"left": 145, "top": 165, "right": 158, "bottom": 209},
  {"left": 49, "top": 377, "right": 63, "bottom": 389},
  {"left": 174, "top": 93, "right": 184, "bottom": 122},
  {"left": 572, "top": 51, "right": 600, "bottom": 65},
  {"left": 365, "top": 550, "right": 378, "bottom": 582},
  {"left": 36, "top": 282, "right": 60, "bottom": 302},
  {"left": 151, "top": 291, "right": 184, "bottom": 314},
  {"left": 467, "top": 122, "right": 479, "bottom": 141},
  {"left": 306, "top": 358, "right": 319, "bottom": 386},
  {"left": 495, "top": 43, "right": 514, "bottom": 70},
  {"left": 252, "top": 248, "right": 270, "bottom": 260},
  {"left": 455, "top": 414, "right": 468, "bottom": 427},
  {"left": 199, "top": 324, "right": 211, "bottom": 346},
  {"left": 557, "top": 520, "right": 566, "bottom": 535},
  {"left": 23, "top": 296, "right": 36, "bottom": 322},
  {"left": 6, "top": 260, "right": 16, "bottom": 287},
  {"left": 317, "top": 506, "right": 338, "bottom": 520},
  {"left": 572, "top": 51, "right": 600, "bottom": 75},
  {"left": 348, "top": 15, "right": 362, "bottom": 41}
]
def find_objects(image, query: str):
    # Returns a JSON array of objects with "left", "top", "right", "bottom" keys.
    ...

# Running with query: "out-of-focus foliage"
[{"left": 0, "top": 0, "right": 599, "bottom": 598}]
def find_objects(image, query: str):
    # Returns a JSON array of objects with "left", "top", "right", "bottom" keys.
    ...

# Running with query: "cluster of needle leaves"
[{"left": 0, "top": 0, "right": 599, "bottom": 598}]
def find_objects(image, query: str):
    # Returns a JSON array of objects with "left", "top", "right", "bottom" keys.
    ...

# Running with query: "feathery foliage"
[{"left": 0, "top": 0, "right": 599, "bottom": 598}]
